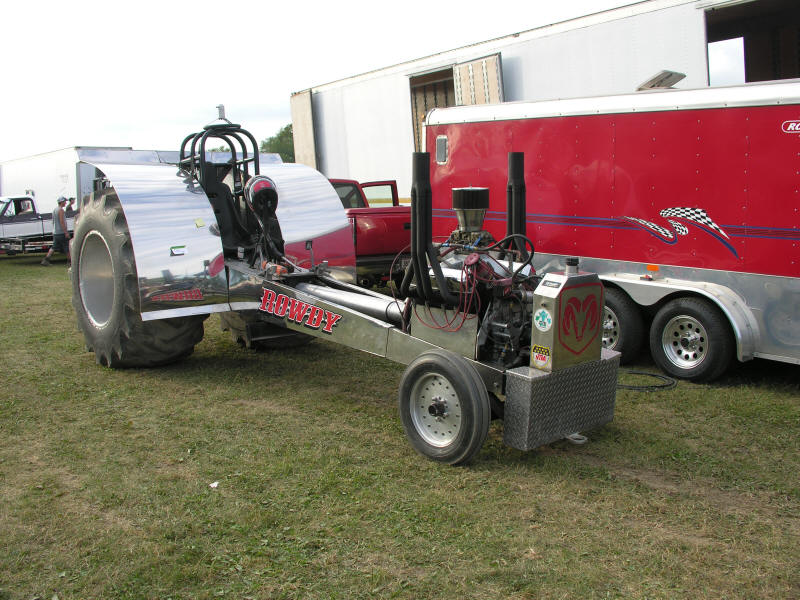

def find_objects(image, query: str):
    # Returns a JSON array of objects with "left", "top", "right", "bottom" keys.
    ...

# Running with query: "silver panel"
[
  {"left": 535, "top": 253, "right": 799, "bottom": 364},
  {"left": 503, "top": 348, "right": 620, "bottom": 451},
  {"left": 385, "top": 328, "right": 504, "bottom": 394},
  {"left": 227, "top": 269, "right": 392, "bottom": 357},
  {"left": 259, "top": 163, "right": 353, "bottom": 249},
  {"left": 295, "top": 282, "right": 403, "bottom": 325},
  {"left": 82, "top": 155, "right": 356, "bottom": 321},
  {"left": 408, "top": 306, "right": 479, "bottom": 359},
  {"left": 81, "top": 162, "right": 229, "bottom": 321}
]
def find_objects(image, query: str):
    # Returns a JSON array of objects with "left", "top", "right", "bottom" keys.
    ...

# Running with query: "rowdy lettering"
[
  {"left": 287, "top": 298, "right": 311, "bottom": 324},
  {"left": 258, "top": 289, "right": 343, "bottom": 334},
  {"left": 151, "top": 288, "right": 204, "bottom": 302}
]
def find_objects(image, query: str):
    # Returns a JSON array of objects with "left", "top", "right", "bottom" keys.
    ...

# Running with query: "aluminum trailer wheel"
[
  {"left": 70, "top": 191, "right": 205, "bottom": 367},
  {"left": 649, "top": 297, "right": 733, "bottom": 382},
  {"left": 602, "top": 287, "right": 644, "bottom": 364},
  {"left": 398, "top": 349, "right": 490, "bottom": 465}
]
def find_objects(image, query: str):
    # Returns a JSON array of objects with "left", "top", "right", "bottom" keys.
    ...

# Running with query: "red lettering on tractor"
[
  {"left": 259, "top": 289, "right": 276, "bottom": 312},
  {"left": 274, "top": 294, "right": 289, "bottom": 317},
  {"left": 151, "top": 288, "right": 204, "bottom": 302},
  {"left": 322, "top": 310, "right": 342, "bottom": 333},
  {"left": 257, "top": 288, "right": 343, "bottom": 334},
  {"left": 306, "top": 306, "right": 325, "bottom": 329},
  {"left": 287, "top": 298, "right": 311, "bottom": 323}
]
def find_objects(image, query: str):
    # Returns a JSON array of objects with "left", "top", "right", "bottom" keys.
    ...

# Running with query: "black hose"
[{"left": 616, "top": 369, "right": 677, "bottom": 391}]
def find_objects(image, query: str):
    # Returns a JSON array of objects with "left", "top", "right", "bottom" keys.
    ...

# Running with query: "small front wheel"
[{"left": 398, "top": 349, "right": 490, "bottom": 465}]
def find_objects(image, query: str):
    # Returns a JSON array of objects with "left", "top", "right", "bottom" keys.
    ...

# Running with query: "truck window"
[
  {"left": 333, "top": 183, "right": 366, "bottom": 208},
  {"left": 362, "top": 185, "right": 394, "bottom": 207}
]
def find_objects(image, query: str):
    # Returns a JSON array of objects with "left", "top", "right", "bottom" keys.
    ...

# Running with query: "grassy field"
[{"left": 1, "top": 252, "right": 798, "bottom": 599}]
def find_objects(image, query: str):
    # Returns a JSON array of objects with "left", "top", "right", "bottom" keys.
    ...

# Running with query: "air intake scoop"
[{"left": 452, "top": 187, "right": 489, "bottom": 232}]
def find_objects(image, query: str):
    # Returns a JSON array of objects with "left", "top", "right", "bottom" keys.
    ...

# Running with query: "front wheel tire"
[
  {"left": 649, "top": 297, "right": 733, "bottom": 382},
  {"left": 398, "top": 349, "right": 490, "bottom": 465}
]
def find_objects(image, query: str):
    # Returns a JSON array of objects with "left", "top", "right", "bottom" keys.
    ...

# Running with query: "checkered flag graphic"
[
  {"left": 623, "top": 216, "right": 676, "bottom": 240},
  {"left": 660, "top": 207, "right": 729, "bottom": 240},
  {"left": 667, "top": 220, "right": 688, "bottom": 236}
]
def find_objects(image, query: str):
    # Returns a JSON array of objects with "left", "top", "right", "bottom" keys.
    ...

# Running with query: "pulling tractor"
[{"left": 70, "top": 117, "right": 620, "bottom": 465}]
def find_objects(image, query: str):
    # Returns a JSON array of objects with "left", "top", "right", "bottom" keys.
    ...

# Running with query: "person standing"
[{"left": 41, "top": 197, "right": 71, "bottom": 266}]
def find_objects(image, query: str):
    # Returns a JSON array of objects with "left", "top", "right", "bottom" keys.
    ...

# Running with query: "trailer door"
[
  {"left": 290, "top": 90, "right": 318, "bottom": 169},
  {"left": 453, "top": 54, "right": 504, "bottom": 106}
]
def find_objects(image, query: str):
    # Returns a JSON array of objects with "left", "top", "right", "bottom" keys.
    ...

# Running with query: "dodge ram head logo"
[
  {"left": 559, "top": 284, "right": 601, "bottom": 355},
  {"left": 258, "top": 289, "right": 342, "bottom": 333}
]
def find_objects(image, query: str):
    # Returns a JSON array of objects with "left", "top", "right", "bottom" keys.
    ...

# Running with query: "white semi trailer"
[{"left": 0, "top": 148, "right": 110, "bottom": 252}]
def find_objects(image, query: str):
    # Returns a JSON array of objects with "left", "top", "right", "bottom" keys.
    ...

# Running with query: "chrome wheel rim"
[
  {"left": 602, "top": 305, "right": 620, "bottom": 351},
  {"left": 410, "top": 372, "right": 462, "bottom": 447},
  {"left": 661, "top": 315, "right": 708, "bottom": 370},
  {"left": 79, "top": 231, "right": 114, "bottom": 328}
]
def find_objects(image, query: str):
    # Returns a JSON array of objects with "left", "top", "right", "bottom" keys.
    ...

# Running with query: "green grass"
[{"left": 1, "top": 252, "right": 798, "bottom": 599}]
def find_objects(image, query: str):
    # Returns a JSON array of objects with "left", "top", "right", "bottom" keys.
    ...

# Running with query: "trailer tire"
[
  {"left": 398, "top": 349, "right": 490, "bottom": 465},
  {"left": 649, "top": 297, "right": 733, "bottom": 382},
  {"left": 70, "top": 191, "right": 206, "bottom": 368},
  {"left": 220, "top": 311, "right": 312, "bottom": 350},
  {"left": 602, "top": 287, "right": 645, "bottom": 364}
]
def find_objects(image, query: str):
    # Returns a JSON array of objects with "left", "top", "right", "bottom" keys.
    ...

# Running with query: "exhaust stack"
[{"left": 505, "top": 152, "right": 529, "bottom": 260}]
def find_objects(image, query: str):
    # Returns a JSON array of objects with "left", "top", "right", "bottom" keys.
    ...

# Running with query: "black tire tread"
[
  {"left": 398, "top": 349, "right": 490, "bottom": 466},
  {"left": 603, "top": 287, "right": 645, "bottom": 364},
  {"left": 648, "top": 297, "right": 733, "bottom": 382},
  {"left": 71, "top": 191, "right": 205, "bottom": 368}
]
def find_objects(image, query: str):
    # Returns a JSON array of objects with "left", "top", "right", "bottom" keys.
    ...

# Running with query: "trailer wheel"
[
  {"left": 398, "top": 349, "right": 490, "bottom": 465},
  {"left": 649, "top": 297, "right": 733, "bottom": 382},
  {"left": 220, "top": 311, "right": 312, "bottom": 350},
  {"left": 602, "top": 287, "right": 644, "bottom": 364},
  {"left": 70, "top": 191, "right": 205, "bottom": 368}
]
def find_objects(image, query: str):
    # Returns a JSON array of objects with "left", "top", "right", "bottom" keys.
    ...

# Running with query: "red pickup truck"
[{"left": 329, "top": 179, "right": 410, "bottom": 287}]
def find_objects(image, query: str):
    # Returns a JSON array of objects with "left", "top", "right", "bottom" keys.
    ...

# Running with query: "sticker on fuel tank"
[
  {"left": 531, "top": 344, "right": 551, "bottom": 368},
  {"left": 533, "top": 308, "right": 553, "bottom": 332}
]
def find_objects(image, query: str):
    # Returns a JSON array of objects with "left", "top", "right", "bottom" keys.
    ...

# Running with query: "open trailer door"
[{"left": 453, "top": 54, "right": 504, "bottom": 106}]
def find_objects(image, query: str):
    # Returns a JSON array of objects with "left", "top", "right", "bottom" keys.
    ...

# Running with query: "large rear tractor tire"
[
  {"left": 70, "top": 191, "right": 206, "bottom": 368},
  {"left": 649, "top": 297, "right": 733, "bottom": 382},
  {"left": 398, "top": 349, "right": 490, "bottom": 465}
]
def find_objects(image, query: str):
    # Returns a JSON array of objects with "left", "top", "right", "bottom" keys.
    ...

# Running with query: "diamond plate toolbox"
[{"left": 503, "top": 348, "right": 620, "bottom": 451}]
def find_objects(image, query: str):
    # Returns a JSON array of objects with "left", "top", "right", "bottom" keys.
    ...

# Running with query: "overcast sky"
[{"left": 1, "top": 0, "right": 650, "bottom": 162}]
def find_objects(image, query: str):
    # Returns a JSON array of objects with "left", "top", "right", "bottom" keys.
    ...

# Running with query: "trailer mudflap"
[{"left": 503, "top": 348, "right": 620, "bottom": 451}]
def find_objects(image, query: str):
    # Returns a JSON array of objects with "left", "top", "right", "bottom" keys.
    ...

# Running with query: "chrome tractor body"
[{"left": 71, "top": 120, "right": 619, "bottom": 464}]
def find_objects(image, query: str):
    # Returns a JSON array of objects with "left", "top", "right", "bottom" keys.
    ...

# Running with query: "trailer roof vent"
[{"left": 636, "top": 70, "right": 686, "bottom": 91}]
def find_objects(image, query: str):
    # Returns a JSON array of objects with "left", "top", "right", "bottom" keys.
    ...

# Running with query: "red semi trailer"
[{"left": 425, "top": 80, "right": 800, "bottom": 382}]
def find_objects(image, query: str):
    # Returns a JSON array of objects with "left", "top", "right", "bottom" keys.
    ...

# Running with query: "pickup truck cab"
[
  {"left": 0, "top": 196, "right": 76, "bottom": 254},
  {"left": 329, "top": 179, "right": 411, "bottom": 287}
]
